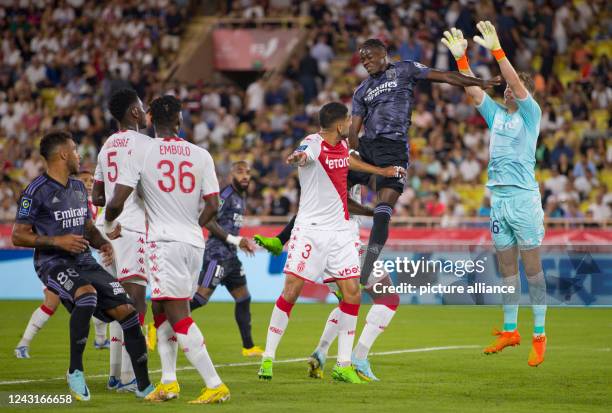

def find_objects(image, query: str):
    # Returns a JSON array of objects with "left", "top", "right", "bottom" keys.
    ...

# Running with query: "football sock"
[
  {"left": 174, "top": 317, "right": 222, "bottom": 389},
  {"left": 190, "top": 292, "right": 209, "bottom": 311},
  {"left": 154, "top": 314, "right": 177, "bottom": 384},
  {"left": 234, "top": 294, "right": 254, "bottom": 349},
  {"left": 502, "top": 273, "right": 521, "bottom": 331},
  {"left": 353, "top": 302, "right": 397, "bottom": 360},
  {"left": 337, "top": 301, "right": 359, "bottom": 367},
  {"left": 120, "top": 344, "right": 135, "bottom": 384},
  {"left": 263, "top": 296, "right": 293, "bottom": 359},
  {"left": 315, "top": 307, "right": 342, "bottom": 356},
  {"left": 18, "top": 304, "right": 54, "bottom": 347},
  {"left": 93, "top": 316, "right": 107, "bottom": 344},
  {"left": 119, "top": 312, "right": 151, "bottom": 391},
  {"left": 360, "top": 203, "right": 392, "bottom": 285},
  {"left": 109, "top": 321, "right": 123, "bottom": 378},
  {"left": 277, "top": 215, "right": 296, "bottom": 245},
  {"left": 69, "top": 293, "right": 97, "bottom": 373},
  {"left": 527, "top": 271, "right": 547, "bottom": 335}
]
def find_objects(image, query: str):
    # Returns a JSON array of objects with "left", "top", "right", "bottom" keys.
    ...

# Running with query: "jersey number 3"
[{"left": 157, "top": 160, "right": 195, "bottom": 193}]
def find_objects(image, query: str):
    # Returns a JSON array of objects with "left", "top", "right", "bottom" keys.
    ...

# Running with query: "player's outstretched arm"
[
  {"left": 348, "top": 198, "right": 374, "bottom": 216},
  {"left": 84, "top": 219, "right": 114, "bottom": 266},
  {"left": 441, "top": 28, "right": 486, "bottom": 105},
  {"left": 426, "top": 69, "right": 501, "bottom": 90},
  {"left": 105, "top": 184, "right": 134, "bottom": 222},
  {"left": 199, "top": 195, "right": 219, "bottom": 227},
  {"left": 473, "top": 20, "right": 528, "bottom": 99},
  {"left": 91, "top": 180, "right": 105, "bottom": 207}
]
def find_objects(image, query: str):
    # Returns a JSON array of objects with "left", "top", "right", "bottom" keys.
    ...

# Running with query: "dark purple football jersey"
[
  {"left": 352, "top": 60, "right": 430, "bottom": 142},
  {"left": 205, "top": 185, "right": 245, "bottom": 261},
  {"left": 15, "top": 174, "right": 96, "bottom": 278}
]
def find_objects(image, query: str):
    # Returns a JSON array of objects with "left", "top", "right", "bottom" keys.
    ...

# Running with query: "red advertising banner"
[{"left": 212, "top": 29, "right": 300, "bottom": 71}]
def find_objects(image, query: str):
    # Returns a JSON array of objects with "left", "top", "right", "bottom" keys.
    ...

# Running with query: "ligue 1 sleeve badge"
[{"left": 18, "top": 196, "right": 32, "bottom": 217}]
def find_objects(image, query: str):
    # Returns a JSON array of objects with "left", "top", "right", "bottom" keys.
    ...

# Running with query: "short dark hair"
[
  {"left": 360, "top": 38, "right": 387, "bottom": 52},
  {"left": 150, "top": 95, "right": 182, "bottom": 128},
  {"left": 39, "top": 131, "right": 73, "bottom": 160},
  {"left": 108, "top": 88, "right": 139, "bottom": 122},
  {"left": 518, "top": 72, "right": 535, "bottom": 94},
  {"left": 318, "top": 102, "right": 348, "bottom": 129}
]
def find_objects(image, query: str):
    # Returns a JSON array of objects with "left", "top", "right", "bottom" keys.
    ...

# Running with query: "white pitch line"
[{"left": 0, "top": 345, "right": 479, "bottom": 386}]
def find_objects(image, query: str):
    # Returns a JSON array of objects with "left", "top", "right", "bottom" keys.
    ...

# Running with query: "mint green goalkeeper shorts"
[{"left": 490, "top": 188, "right": 545, "bottom": 251}]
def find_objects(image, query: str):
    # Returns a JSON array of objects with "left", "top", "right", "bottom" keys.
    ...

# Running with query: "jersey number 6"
[{"left": 157, "top": 160, "right": 195, "bottom": 193}]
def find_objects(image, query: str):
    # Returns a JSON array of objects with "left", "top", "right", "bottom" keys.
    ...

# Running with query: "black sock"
[
  {"left": 119, "top": 312, "right": 150, "bottom": 391},
  {"left": 69, "top": 293, "right": 97, "bottom": 374},
  {"left": 190, "top": 292, "right": 209, "bottom": 311},
  {"left": 361, "top": 203, "right": 392, "bottom": 285},
  {"left": 277, "top": 215, "right": 296, "bottom": 246},
  {"left": 234, "top": 294, "right": 254, "bottom": 348}
]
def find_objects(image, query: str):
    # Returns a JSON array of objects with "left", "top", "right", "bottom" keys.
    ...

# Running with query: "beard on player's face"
[{"left": 233, "top": 175, "right": 250, "bottom": 191}]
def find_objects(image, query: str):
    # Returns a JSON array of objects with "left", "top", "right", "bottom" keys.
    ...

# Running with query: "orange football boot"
[
  {"left": 528, "top": 335, "right": 546, "bottom": 367},
  {"left": 483, "top": 328, "right": 521, "bottom": 354}
]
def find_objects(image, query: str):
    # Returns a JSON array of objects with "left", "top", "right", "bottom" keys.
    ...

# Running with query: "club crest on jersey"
[
  {"left": 386, "top": 68, "right": 397, "bottom": 80},
  {"left": 18, "top": 196, "right": 33, "bottom": 217},
  {"left": 296, "top": 145, "right": 308, "bottom": 152}
]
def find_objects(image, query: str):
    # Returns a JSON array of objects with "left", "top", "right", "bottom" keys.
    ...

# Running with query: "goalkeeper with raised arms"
[{"left": 441, "top": 22, "right": 547, "bottom": 367}]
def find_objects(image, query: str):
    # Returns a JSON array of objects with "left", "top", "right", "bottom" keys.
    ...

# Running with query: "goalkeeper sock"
[
  {"left": 502, "top": 273, "right": 521, "bottom": 331},
  {"left": 315, "top": 307, "right": 342, "bottom": 356},
  {"left": 527, "top": 271, "right": 547, "bottom": 335},
  {"left": 263, "top": 296, "right": 293, "bottom": 359}
]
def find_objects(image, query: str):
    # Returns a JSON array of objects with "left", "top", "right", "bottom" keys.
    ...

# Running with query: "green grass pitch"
[{"left": 0, "top": 301, "right": 610, "bottom": 413}]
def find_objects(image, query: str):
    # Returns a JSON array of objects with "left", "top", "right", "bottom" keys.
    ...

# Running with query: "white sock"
[
  {"left": 337, "top": 302, "right": 359, "bottom": 366},
  {"left": 109, "top": 321, "right": 122, "bottom": 378},
  {"left": 93, "top": 317, "right": 107, "bottom": 343},
  {"left": 157, "top": 320, "right": 178, "bottom": 384},
  {"left": 175, "top": 318, "right": 222, "bottom": 389},
  {"left": 17, "top": 305, "right": 53, "bottom": 347},
  {"left": 120, "top": 343, "right": 135, "bottom": 383},
  {"left": 263, "top": 297, "right": 293, "bottom": 359},
  {"left": 315, "top": 307, "right": 341, "bottom": 356},
  {"left": 353, "top": 304, "right": 396, "bottom": 360}
]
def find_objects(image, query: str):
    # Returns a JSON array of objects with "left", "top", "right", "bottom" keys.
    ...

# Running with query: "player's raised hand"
[
  {"left": 473, "top": 21, "right": 501, "bottom": 51},
  {"left": 441, "top": 28, "right": 467, "bottom": 59},
  {"left": 54, "top": 234, "right": 89, "bottom": 254},
  {"left": 287, "top": 151, "right": 308, "bottom": 167},
  {"left": 239, "top": 237, "right": 257, "bottom": 256},
  {"left": 99, "top": 242, "right": 114, "bottom": 267},
  {"left": 380, "top": 165, "right": 407, "bottom": 178}
]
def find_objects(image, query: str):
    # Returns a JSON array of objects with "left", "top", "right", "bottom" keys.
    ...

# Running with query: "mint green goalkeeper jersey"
[{"left": 475, "top": 93, "right": 542, "bottom": 194}]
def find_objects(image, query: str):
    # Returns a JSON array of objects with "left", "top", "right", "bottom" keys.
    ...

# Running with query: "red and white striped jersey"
[
  {"left": 117, "top": 137, "right": 219, "bottom": 248},
  {"left": 294, "top": 133, "right": 350, "bottom": 231},
  {"left": 94, "top": 130, "right": 150, "bottom": 233}
]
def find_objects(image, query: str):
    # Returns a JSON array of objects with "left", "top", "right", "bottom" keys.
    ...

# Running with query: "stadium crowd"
[{"left": 0, "top": 0, "right": 610, "bottom": 225}]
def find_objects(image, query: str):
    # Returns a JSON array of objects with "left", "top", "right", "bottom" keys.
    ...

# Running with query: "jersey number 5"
[
  {"left": 157, "top": 160, "right": 195, "bottom": 193},
  {"left": 107, "top": 151, "right": 118, "bottom": 182}
]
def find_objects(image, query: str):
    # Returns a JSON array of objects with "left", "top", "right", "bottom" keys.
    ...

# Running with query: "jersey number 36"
[{"left": 157, "top": 160, "right": 195, "bottom": 193}]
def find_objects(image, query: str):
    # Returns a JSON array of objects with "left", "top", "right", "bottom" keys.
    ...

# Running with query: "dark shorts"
[
  {"left": 348, "top": 138, "right": 408, "bottom": 193},
  {"left": 198, "top": 256, "right": 246, "bottom": 292},
  {"left": 44, "top": 262, "right": 132, "bottom": 323}
]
